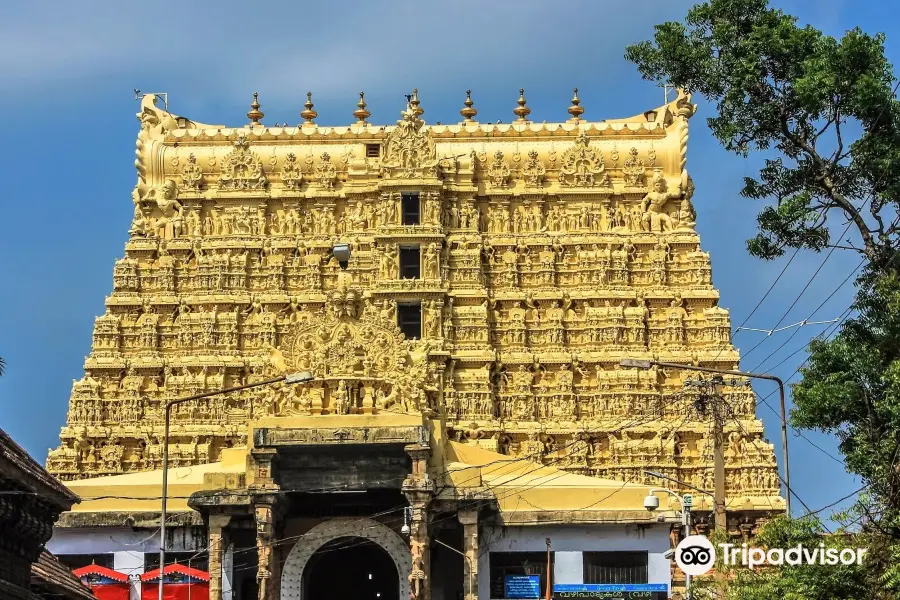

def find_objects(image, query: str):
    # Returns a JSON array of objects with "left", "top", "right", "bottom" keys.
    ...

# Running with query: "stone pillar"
[
  {"left": 251, "top": 448, "right": 280, "bottom": 600},
  {"left": 255, "top": 501, "right": 276, "bottom": 600},
  {"left": 404, "top": 443, "right": 435, "bottom": 600},
  {"left": 459, "top": 510, "right": 479, "bottom": 600},
  {"left": 208, "top": 514, "right": 231, "bottom": 600},
  {"left": 113, "top": 551, "right": 143, "bottom": 600}
]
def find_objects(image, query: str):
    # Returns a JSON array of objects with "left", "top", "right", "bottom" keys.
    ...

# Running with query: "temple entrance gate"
[{"left": 280, "top": 517, "right": 411, "bottom": 600}]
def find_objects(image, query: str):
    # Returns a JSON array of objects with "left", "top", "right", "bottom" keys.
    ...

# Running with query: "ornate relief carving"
[
  {"left": 487, "top": 151, "right": 511, "bottom": 188},
  {"left": 218, "top": 135, "right": 268, "bottom": 190},
  {"left": 314, "top": 152, "right": 337, "bottom": 190},
  {"left": 522, "top": 150, "right": 546, "bottom": 188},
  {"left": 277, "top": 288, "right": 428, "bottom": 416},
  {"left": 280, "top": 152, "right": 303, "bottom": 190},
  {"left": 381, "top": 103, "right": 438, "bottom": 179},
  {"left": 558, "top": 132, "right": 610, "bottom": 187},
  {"left": 50, "top": 93, "right": 781, "bottom": 514},
  {"left": 623, "top": 147, "right": 646, "bottom": 187},
  {"left": 641, "top": 170, "right": 681, "bottom": 233},
  {"left": 181, "top": 153, "right": 204, "bottom": 190}
]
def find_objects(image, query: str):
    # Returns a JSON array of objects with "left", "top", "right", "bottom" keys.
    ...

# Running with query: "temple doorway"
[
  {"left": 303, "top": 537, "right": 399, "bottom": 600},
  {"left": 280, "top": 516, "right": 411, "bottom": 600}
]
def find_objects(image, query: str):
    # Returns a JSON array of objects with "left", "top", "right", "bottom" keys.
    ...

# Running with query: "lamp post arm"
[
  {"left": 647, "top": 361, "right": 791, "bottom": 517},
  {"left": 433, "top": 539, "right": 474, "bottom": 599},
  {"left": 158, "top": 372, "right": 299, "bottom": 600},
  {"left": 646, "top": 472, "right": 712, "bottom": 497}
]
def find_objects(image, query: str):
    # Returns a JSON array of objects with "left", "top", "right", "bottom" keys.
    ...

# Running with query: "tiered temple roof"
[{"left": 48, "top": 89, "right": 784, "bottom": 518}]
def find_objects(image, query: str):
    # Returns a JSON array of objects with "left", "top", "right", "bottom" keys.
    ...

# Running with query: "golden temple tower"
[{"left": 48, "top": 89, "right": 783, "bottom": 525}]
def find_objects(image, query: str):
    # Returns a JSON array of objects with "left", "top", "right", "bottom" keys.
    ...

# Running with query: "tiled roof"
[
  {"left": 0, "top": 426, "right": 79, "bottom": 506},
  {"left": 31, "top": 550, "right": 96, "bottom": 600},
  {"left": 141, "top": 564, "right": 210, "bottom": 582}
]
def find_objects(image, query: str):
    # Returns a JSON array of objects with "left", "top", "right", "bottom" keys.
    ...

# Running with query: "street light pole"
[
  {"left": 433, "top": 539, "right": 475, "bottom": 600},
  {"left": 621, "top": 359, "right": 791, "bottom": 517},
  {"left": 157, "top": 371, "right": 313, "bottom": 600},
  {"left": 645, "top": 475, "right": 712, "bottom": 600}
]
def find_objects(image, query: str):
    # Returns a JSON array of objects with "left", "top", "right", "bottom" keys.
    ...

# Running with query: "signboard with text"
[
  {"left": 506, "top": 575, "right": 542, "bottom": 599},
  {"left": 552, "top": 584, "right": 668, "bottom": 600}
]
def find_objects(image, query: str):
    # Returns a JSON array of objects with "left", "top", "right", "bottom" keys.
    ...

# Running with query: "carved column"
[
  {"left": 459, "top": 509, "right": 479, "bottom": 600},
  {"left": 403, "top": 443, "right": 435, "bottom": 600},
  {"left": 251, "top": 448, "right": 280, "bottom": 600},
  {"left": 208, "top": 514, "right": 231, "bottom": 600}
]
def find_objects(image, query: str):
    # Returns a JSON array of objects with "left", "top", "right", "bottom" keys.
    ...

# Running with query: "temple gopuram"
[{"left": 46, "top": 89, "right": 784, "bottom": 600}]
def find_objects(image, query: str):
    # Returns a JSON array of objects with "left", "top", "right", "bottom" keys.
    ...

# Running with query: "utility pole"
[
  {"left": 545, "top": 538, "right": 552, "bottom": 600},
  {"left": 621, "top": 358, "right": 791, "bottom": 517},
  {"left": 710, "top": 379, "right": 727, "bottom": 530},
  {"left": 685, "top": 375, "right": 727, "bottom": 530}
]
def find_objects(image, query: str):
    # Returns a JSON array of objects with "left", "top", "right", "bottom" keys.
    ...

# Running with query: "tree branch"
[{"left": 780, "top": 118, "right": 878, "bottom": 258}]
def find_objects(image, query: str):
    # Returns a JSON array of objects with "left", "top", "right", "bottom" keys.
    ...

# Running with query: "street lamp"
[
  {"left": 157, "top": 370, "right": 313, "bottom": 600},
  {"left": 328, "top": 242, "right": 352, "bottom": 270},
  {"left": 644, "top": 473, "right": 713, "bottom": 600},
  {"left": 433, "top": 539, "right": 475, "bottom": 600},
  {"left": 620, "top": 358, "right": 791, "bottom": 517},
  {"left": 400, "top": 507, "right": 412, "bottom": 536}
]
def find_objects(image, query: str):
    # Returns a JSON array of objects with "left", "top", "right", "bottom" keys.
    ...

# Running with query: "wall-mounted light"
[{"left": 401, "top": 507, "right": 412, "bottom": 535}]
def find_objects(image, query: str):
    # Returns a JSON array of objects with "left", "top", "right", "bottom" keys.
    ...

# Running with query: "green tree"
[
  {"left": 625, "top": 0, "right": 900, "bottom": 595},
  {"left": 624, "top": 0, "right": 900, "bottom": 527},
  {"left": 625, "top": 0, "right": 900, "bottom": 268},
  {"left": 792, "top": 272, "right": 900, "bottom": 530},
  {"left": 693, "top": 516, "right": 870, "bottom": 600}
]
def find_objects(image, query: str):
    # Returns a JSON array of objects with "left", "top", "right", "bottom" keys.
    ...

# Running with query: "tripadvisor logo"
[{"left": 674, "top": 535, "right": 868, "bottom": 575}]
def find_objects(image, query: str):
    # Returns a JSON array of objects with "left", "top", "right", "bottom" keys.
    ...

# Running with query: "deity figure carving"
[
  {"left": 558, "top": 132, "right": 610, "bottom": 187},
  {"left": 423, "top": 243, "right": 440, "bottom": 279},
  {"left": 280, "top": 152, "right": 303, "bottom": 190},
  {"left": 678, "top": 171, "right": 697, "bottom": 229},
  {"left": 129, "top": 204, "right": 148, "bottom": 237},
  {"left": 381, "top": 102, "right": 438, "bottom": 179},
  {"left": 522, "top": 150, "right": 546, "bottom": 187},
  {"left": 641, "top": 171, "right": 680, "bottom": 233},
  {"left": 315, "top": 152, "right": 337, "bottom": 190},
  {"left": 623, "top": 147, "right": 646, "bottom": 187},
  {"left": 487, "top": 150, "right": 511, "bottom": 188},
  {"left": 144, "top": 179, "right": 184, "bottom": 239},
  {"left": 218, "top": 136, "right": 268, "bottom": 191},
  {"left": 181, "top": 153, "right": 204, "bottom": 190}
]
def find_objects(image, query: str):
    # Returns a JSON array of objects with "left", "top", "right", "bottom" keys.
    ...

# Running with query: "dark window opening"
[
  {"left": 57, "top": 554, "right": 115, "bottom": 571},
  {"left": 401, "top": 192, "right": 421, "bottom": 225},
  {"left": 366, "top": 144, "right": 381, "bottom": 158},
  {"left": 399, "top": 246, "right": 421, "bottom": 279},
  {"left": 490, "top": 552, "right": 552, "bottom": 600},
  {"left": 144, "top": 551, "right": 209, "bottom": 573},
  {"left": 397, "top": 302, "right": 422, "bottom": 339},
  {"left": 583, "top": 551, "right": 648, "bottom": 584}
]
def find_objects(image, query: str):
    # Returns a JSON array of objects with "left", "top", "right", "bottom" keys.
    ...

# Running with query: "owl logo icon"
[{"left": 675, "top": 535, "right": 716, "bottom": 576}]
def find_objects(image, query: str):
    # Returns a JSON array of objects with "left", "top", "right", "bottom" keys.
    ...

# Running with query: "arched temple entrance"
[
  {"left": 280, "top": 517, "right": 411, "bottom": 600},
  {"left": 305, "top": 537, "right": 399, "bottom": 600}
]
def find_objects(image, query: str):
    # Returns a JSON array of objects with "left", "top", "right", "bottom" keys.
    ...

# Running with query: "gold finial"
[
  {"left": 247, "top": 92, "right": 264, "bottom": 126},
  {"left": 460, "top": 89, "right": 478, "bottom": 122},
  {"left": 513, "top": 88, "right": 531, "bottom": 121},
  {"left": 301, "top": 91, "right": 318, "bottom": 124},
  {"left": 411, "top": 88, "right": 423, "bottom": 116},
  {"left": 353, "top": 91, "right": 371, "bottom": 124},
  {"left": 567, "top": 87, "right": 584, "bottom": 122}
]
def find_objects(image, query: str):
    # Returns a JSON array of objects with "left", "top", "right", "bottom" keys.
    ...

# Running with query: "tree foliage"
[
  {"left": 625, "top": 0, "right": 900, "bottom": 267},
  {"left": 626, "top": 0, "right": 900, "bottom": 593},
  {"left": 792, "top": 271, "right": 900, "bottom": 531},
  {"left": 693, "top": 516, "right": 876, "bottom": 600}
]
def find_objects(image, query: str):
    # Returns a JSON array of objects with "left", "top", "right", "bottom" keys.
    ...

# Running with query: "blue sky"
[{"left": 0, "top": 0, "right": 892, "bottom": 525}]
